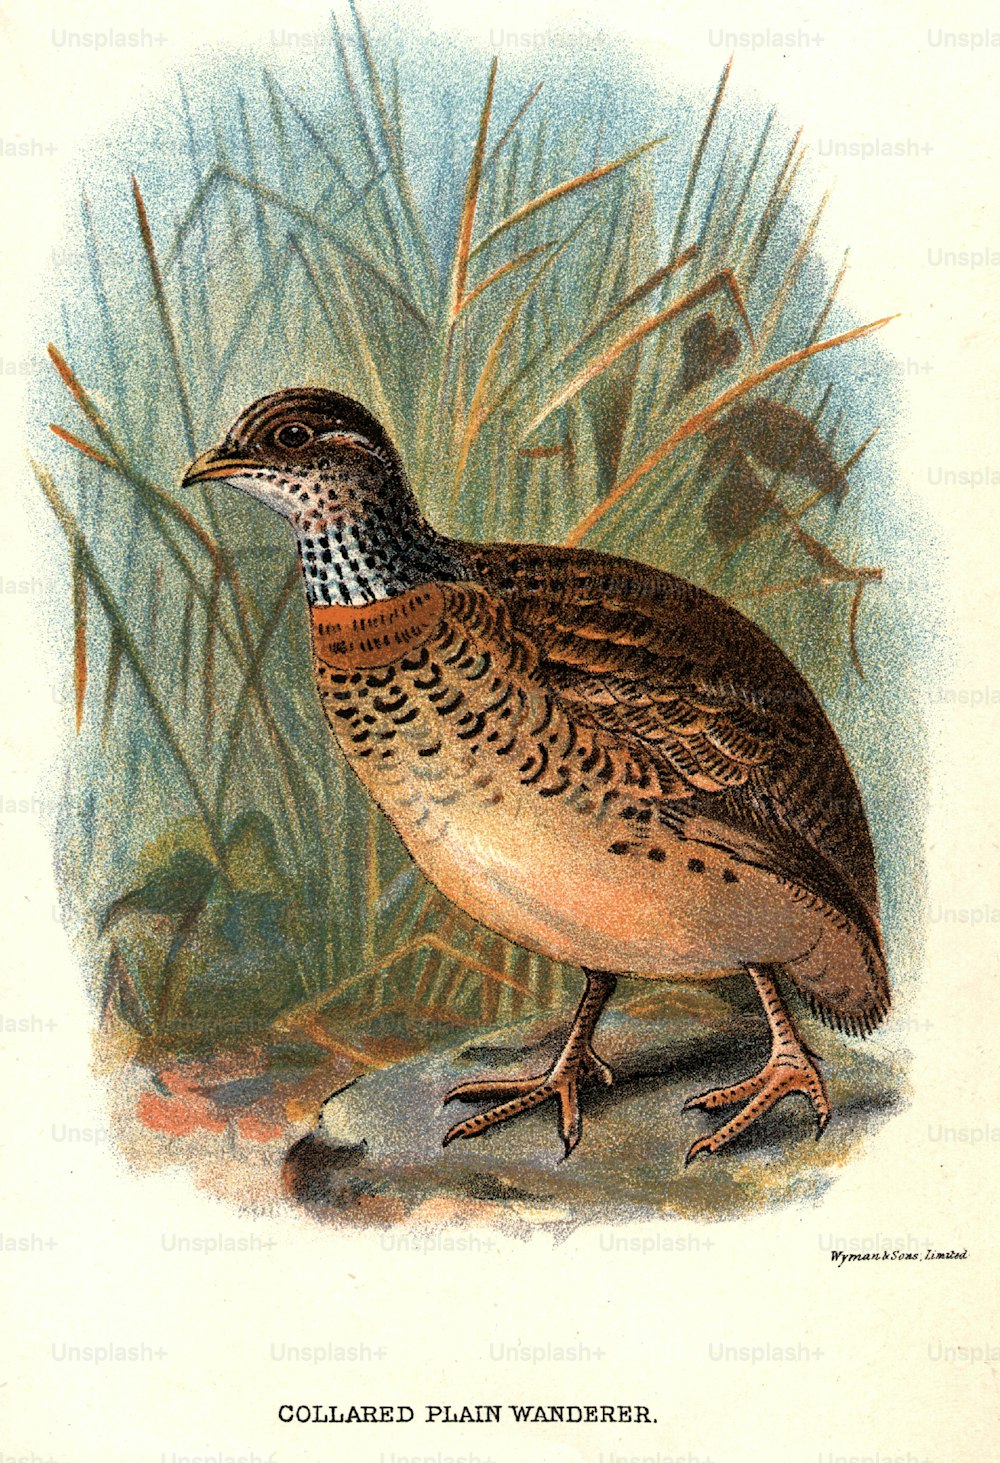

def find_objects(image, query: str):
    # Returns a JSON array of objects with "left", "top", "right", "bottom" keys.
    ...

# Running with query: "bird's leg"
[
  {"left": 683, "top": 963, "right": 830, "bottom": 1164},
  {"left": 442, "top": 969, "right": 617, "bottom": 1159}
]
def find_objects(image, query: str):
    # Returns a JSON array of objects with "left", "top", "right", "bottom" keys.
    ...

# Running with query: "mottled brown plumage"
[
  {"left": 464, "top": 543, "right": 887, "bottom": 1031},
  {"left": 183, "top": 387, "right": 890, "bottom": 1164}
]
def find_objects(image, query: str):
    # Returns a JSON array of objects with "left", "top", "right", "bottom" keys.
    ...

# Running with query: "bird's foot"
[
  {"left": 682, "top": 1045, "right": 830, "bottom": 1164},
  {"left": 442, "top": 1045, "right": 613, "bottom": 1159}
]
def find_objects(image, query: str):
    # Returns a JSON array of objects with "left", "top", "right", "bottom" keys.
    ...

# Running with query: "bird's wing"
[{"left": 464, "top": 541, "right": 882, "bottom": 954}]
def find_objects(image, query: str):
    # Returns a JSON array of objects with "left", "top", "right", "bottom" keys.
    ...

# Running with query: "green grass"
[{"left": 36, "top": 14, "right": 897, "bottom": 1064}]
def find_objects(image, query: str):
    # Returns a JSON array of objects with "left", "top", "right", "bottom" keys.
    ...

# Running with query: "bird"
[{"left": 182, "top": 387, "right": 889, "bottom": 1165}]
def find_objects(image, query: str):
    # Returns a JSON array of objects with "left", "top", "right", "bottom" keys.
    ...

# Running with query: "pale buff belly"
[{"left": 347, "top": 739, "right": 826, "bottom": 980}]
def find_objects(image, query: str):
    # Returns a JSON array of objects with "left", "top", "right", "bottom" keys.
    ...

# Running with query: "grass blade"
[
  {"left": 47, "top": 344, "right": 116, "bottom": 449},
  {"left": 49, "top": 424, "right": 116, "bottom": 470},
  {"left": 470, "top": 135, "right": 668, "bottom": 260},
  {"left": 527, "top": 268, "right": 752, "bottom": 434},
  {"left": 485, "top": 82, "right": 543, "bottom": 171},
  {"left": 568, "top": 243, "right": 699, "bottom": 354},
  {"left": 131, "top": 176, "right": 196, "bottom": 454},
  {"left": 347, "top": 0, "right": 438, "bottom": 290},
  {"left": 564, "top": 315, "right": 898, "bottom": 545},
  {"left": 456, "top": 239, "right": 558, "bottom": 317},
  {"left": 34, "top": 461, "right": 229, "bottom": 870},
  {"left": 71, "top": 540, "right": 87, "bottom": 731},
  {"left": 669, "top": 57, "right": 731, "bottom": 265},
  {"left": 454, "top": 216, "right": 595, "bottom": 483},
  {"left": 214, "top": 562, "right": 302, "bottom": 824},
  {"left": 287, "top": 232, "right": 399, "bottom": 442},
  {"left": 449, "top": 56, "right": 498, "bottom": 319},
  {"left": 102, "top": 627, "right": 123, "bottom": 742}
]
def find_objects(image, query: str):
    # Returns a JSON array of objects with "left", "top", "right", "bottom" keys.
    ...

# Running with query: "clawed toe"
[
  {"left": 439, "top": 1006, "right": 616, "bottom": 1159},
  {"left": 683, "top": 1050, "right": 831, "bottom": 1164},
  {"left": 442, "top": 1080, "right": 557, "bottom": 1148},
  {"left": 440, "top": 1048, "right": 613, "bottom": 1155},
  {"left": 443, "top": 1076, "right": 539, "bottom": 1107},
  {"left": 682, "top": 1072, "right": 766, "bottom": 1114},
  {"left": 681, "top": 965, "right": 836, "bottom": 1165},
  {"left": 586, "top": 1051, "right": 615, "bottom": 1087},
  {"left": 684, "top": 1134, "right": 716, "bottom": 1166}
]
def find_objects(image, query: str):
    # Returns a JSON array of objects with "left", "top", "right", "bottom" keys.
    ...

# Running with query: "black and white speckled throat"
[{"left": 296, "top": 518, "right": 466, "bottom": 607}]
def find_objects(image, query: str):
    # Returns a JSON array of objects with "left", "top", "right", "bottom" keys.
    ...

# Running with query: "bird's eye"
[{"left": 274, "top": 422, "right": 313, "bottom": 450}]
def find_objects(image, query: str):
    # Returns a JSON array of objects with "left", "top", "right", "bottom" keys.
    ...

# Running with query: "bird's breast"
[{"left": 310, "top": 583, "right": 446, "bottom": 669}]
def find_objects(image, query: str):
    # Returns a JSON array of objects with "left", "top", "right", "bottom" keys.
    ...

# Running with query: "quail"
[{"left": 183, "top": 388, "right": 889, "bottom": 1164}]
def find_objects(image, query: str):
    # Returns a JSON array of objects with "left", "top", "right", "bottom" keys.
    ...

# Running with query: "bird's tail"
[{"left": 784, "top": 914, "right": 890, "bottom": 1037}]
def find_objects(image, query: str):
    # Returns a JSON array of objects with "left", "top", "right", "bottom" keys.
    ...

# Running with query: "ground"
[{"left": 102, "top": 978, "right": 904, "bottom": 1233}]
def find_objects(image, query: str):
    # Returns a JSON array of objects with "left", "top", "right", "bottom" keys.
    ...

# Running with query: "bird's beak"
[{"left": 181, "top": 444, "right": 258, "bottom": 487}]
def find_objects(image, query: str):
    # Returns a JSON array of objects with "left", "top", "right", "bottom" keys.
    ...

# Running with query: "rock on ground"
[{"left": 282, "top": 986, "right": 904, "bottom": 1232}]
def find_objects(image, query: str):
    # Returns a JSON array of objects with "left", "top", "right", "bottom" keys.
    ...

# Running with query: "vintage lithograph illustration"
[{"left": 34, "top": 8, "right": 924, "bottom": 1229}]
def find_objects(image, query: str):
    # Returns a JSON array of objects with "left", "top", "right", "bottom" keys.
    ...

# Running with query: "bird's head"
[
  {"left": 181, "top": 387, "right": 413, "bottom": 534},
  {"left": 182, "top": 387, "right": 463, "bottom": 606}
]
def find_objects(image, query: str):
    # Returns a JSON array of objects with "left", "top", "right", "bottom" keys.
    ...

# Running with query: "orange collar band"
[{"left": 310, "top": 583, "right": 445, "bottom": 669}]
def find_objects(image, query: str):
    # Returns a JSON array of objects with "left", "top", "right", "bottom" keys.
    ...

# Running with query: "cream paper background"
[{"left": 1, "top": 1, "right": 996, "bottom": 1459}]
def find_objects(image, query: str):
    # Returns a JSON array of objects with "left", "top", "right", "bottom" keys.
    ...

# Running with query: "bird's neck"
[{"left": 294, "top": 511, "right": 466, "bottom": 607}]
